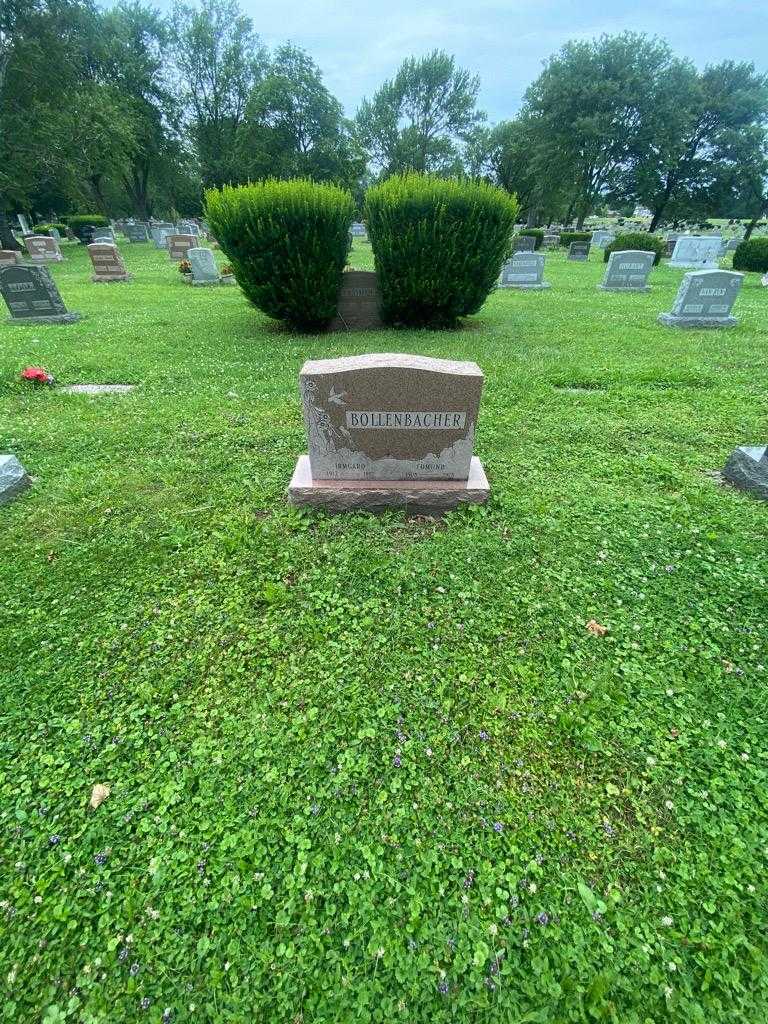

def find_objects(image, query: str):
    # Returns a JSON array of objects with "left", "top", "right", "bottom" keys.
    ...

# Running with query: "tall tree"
[
  {"left": 169, "top": 0, "right": 267, "bottom": 188},
  {"left": 239, "top": 43, "right": 364, "bottom": 189},
  {"left": 355, "top": 50, "right": 485, "bottom": 176},
  {"left": 523, "top": 33, "right": 685, "bottom": 227}
]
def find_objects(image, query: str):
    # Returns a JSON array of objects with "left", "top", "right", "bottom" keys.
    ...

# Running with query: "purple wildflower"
[
  {"left": 94, "top": 852, "right": 107, "bottom": 866},
  {"left": 49, "top": 835, "right": 61, "bottom": 846},
  {"left": 479, "top": 731, "right": 490, "bottom": 741},
  {"left": 129, "top": 963, "right": 141, "bottom": 977},
  {"left": 493, "top": 822, "right": 504, "bottom": 833},
  {"left": 392, "top": 755, "right": 401, "bottom": 768},
  {"left": 437, "top": 979, "right": 449, "bottom": 995},
  {"left": 140, "top": 997, "right": 151, "bottom": 1010},
  {"left": 535, "top": 911, "right": 550, "bottom": 926}
]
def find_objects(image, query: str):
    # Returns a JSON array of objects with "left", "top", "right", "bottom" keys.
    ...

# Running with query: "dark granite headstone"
[
  {"left": 568, "top": 241, "right": 590, "bottom": 261},
  {"left": 0, "top": 264, "right": 80, "bottom": 324},
  {"left": 330, "top": 271, "right": 383, "bottom": 331},
  {"left": 512, "top": 235, "right": 536, "bottom": 253},
  {"left": 722, "top": 446, "right": 768, "bottom": 500}
]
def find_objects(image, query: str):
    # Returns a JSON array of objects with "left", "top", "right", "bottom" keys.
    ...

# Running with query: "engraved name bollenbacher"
[{"left": 346, "top": 411, "right": 466, "bottom": 429}]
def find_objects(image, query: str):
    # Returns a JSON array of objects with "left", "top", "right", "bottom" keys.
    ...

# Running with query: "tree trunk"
[
  {"left": 743, "top": 215, "right": 758, "bottom": 242},
  {"left": 0, "top": 211, "right": 21, "bottom": 250}
]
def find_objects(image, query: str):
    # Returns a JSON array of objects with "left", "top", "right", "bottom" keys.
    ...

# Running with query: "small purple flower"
[
  {"left": 479, "top": 731, "right": 490, "bottom": 741},
  {"left": 437, "top": 979, "right": 449, "bottom": 995},
  {"left": 535, "top": 911, "right": 550, "bottom": 926},
  {"left": 94, "top": 851, "right": 107, "bottom": 866},
  {"left": 49, "top": 835, "right": 61, "bottom": 846},
  {"left": 129, "top": 962, "right": 141, "bottom": 976},
  {"left": 197, "top": 860, "right": 206, "bottom": 875},
  {"left": 392, "top": 755, "right": 401, "bottom": 768},
  {"left": 463, "top": 869, "right": 475, "bottom": 888},
  {"left": 310, "top": 803, "right": 320, "bottom": 815},
  {"left": 140, "top": 997, "right": 151, "bottom": 1010},
  {"left": 118, "top": 947, "right": 129, "bottom": 962},
  {"left": 493, "top": 822, "right": 504, "bottom": 833}
]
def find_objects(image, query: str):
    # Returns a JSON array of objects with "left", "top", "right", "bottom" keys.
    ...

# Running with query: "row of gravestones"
[{"left": 498, "top": 251, "right": 745, "bottom": 327}]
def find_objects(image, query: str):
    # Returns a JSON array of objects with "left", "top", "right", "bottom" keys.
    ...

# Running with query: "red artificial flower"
[{"left": 21, "top": 366, "right": 54, "bottom": 384}]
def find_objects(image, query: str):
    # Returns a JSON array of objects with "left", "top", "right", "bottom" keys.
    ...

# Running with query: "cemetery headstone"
[
  {"left": 664, "top": 238, "right": 677, "bottom": 257},
  {"left": 125, "top": 223, "right": 149, "bottom": 243},
  {"left": 17, "top": 214, "right": 31, "bottom": 235},
  {"left": 188, "top": 247, "right": 221, "bottom": 286},
  {"left": 151, "top": 225, "right": 171, "bottom": 249},
  {"left": 568, "top": 241, "right": 590, "bottom": 261},
  {"left": 87, "top": 242, "right": 132, "bottom": 282},
  {"left": 0, "top": 454, "right": 32, "bottom": 505},
  {"left": 49, "top": 227, "right": 61, "bottom": 242},
  {"left": 668, "top": 236, "right": 721, "bottom": 269},
  {"left": 591, "top": 230, "right": 615, "bottom": 249},
  {"left": 657, "top": 270, "right": 743, "bottom": 328},
  {"left": 599, "top": 250, "right": 655, "bottom": 291},
  {"left": 349, "top": 222, "right": 367, "bottom": 238},
  {"left": 26, "top": 235, "right": 63, "bottom": 263},
  {"left": 722, "top": 446, "right": 768, "bottom": 501},
  {"left": 288, "top": 353, "right": 490, "bottom": 512},
  {"left": 512, "top": 235, "right": 536, "bottom": 253},
  {"left": 0, "top": 250, "right": 22, "bottom": 267},
  {"left": 177, "top": 220, "right": 200, "bottom": 236},
  {"left": 725, "top": 238, "right": 740, "bottom": 252},
  {"left": 92, "top": 227, "right": 115, "bottom": 243},
  {"left": 542, "top": 233, "right": 560, "bottom": 250},
  {"left": 167, "top": 233, "right": 196, "bottom": 261},
  {"left": 0, "top": 264, "right": 81, "bottom": 324},
  {"left": 498, "top": 252, "right": 550, "bottom": 290},
  {"left": 330, "top": 271, "right": 383, "bottom": 330}
]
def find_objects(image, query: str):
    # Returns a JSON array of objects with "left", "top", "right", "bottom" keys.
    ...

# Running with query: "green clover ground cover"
[{"left": 0, "top": 241, "right": 766, "bottom": 1023}]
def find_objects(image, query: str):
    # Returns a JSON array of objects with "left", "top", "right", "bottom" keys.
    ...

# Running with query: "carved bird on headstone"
[{"left": 328, "top": 386, "right": 347, "bottom": 406}]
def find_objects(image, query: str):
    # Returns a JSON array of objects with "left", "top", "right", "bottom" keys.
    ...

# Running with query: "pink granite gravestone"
[
  {"left": 0, "top": 250, "right": 21, "bottom": 267},
  {"left": 87, "top": 243, "right": 132, "bottom": 282},
  {"left": 288, "top": 353, "right": 490, "bottom": 512},
  {"left": 167, "top": 233, "right": 196, "bottom": 261},
  {"left": 26, "top": 235, "right": 63, "bottom": 263}
]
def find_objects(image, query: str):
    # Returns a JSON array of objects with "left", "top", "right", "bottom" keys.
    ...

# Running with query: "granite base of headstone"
[
  {"left": 722, "top": 446, "right": 768, "bottom": 501},
  {"left": 658, "top": 270, "right": 743, "bottom": 328},
  {"left": 498, "top": 253, "right": 550, "bottom": 290},
  {"left": 287, "top": 353, "right": 490, "bottom": 513},
  {"left": 329, "top": 271, "right": 383, "bottom": 330},
  {"left": 599, "top": 250, "right": 654, "bottom": 291},
  {"left": 0, "top": 265, "right": 81, "bottom": 324},
  {"left": 0, "top": 454, "right": 32, "bottom": 504}
]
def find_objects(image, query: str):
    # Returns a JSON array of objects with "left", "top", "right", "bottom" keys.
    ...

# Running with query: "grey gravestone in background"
[
  {"left": 151, "top": 226, "right": 171, "bottom": 249},
  {"left": 88, "top": 242, "right": 132, "bottom": 282},
  {"left": 542, "top": 233, "right": 559, "bottom": 250},
  {"left": 177, "top": 220, "right": 199, "bottom": 236},
  {"left": 50, "top": 227, "right": 61, "bottom": 242},
  {"left": 0, "top": 250, "right": 22, "bottom": 267},
  {"left": 664, "top": 238, "right": 677, "bottom": 257},
  {"left": 26, "top": 235, "right": 62, "bottom": 263},
  {"left": 188, "top": 247, "right": 220, "bottom": 285},
  {"left": 512, "top": 235, "right": 536, "bottom": 253},
  {"left": 722, "top": 446, "right": 768, "bottom": 501},
  {"left": 591, "top": 230, "right": 615, "bottom": 249},
  {"left": 498, "top": 252, "right": 550, "bottom": 290},
  {"left": 288, "top": 353, "right": 490, "bottom": 512},
  {"left": 349, "top": 222, "right": 367, "bottom": 238},
  {"left": 658, "top": 270, "right": 743, "bottom": 328},
  {"left": 0, "top": 264, "right": 81, "bottom": 324},
  {"left": 668, "top": 236, "right": 721, "bottom": 269},
  {"left": 92, "top": 228, "right": 115, "bottom": 243},
  {"left": 568, "top": 241, "right": 590, "bottom": 261},
  {"left": 600, "top": 250, "right": 655, "bottom": 291},
  {"left": 17, "top": 214, "right": 31, "bottom": 235},
  {"left": 726, "top": 238, "right": 740, "bottom": 252},
  {"left": 330, "top": 271, "right": 383, "bottom": 331},
  {"left": 167, "top": 233, "right": 196, "bottom": 261},
  {"left": 125, "top": 223, "right": 149, "bottom": 242},
  {"left": 0, "top": 455, "right": 32, "bottom": 504}
]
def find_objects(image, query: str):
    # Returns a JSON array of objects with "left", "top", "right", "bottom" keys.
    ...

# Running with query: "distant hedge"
[
  {"left": 517, "top": 228, "right": 544, "bottom": 250},
  {"left": 733, "top": 237, "right": 768, "bottom": 273},
  {"left": 205, "top": 179, "right": 354, "bottom": 331},
  {"left": 365, "top": 174, "right": 518, "bottom": 328},
  {"left": 33, "top": 222, "right": 68, "bottom": 237},
  {"left": 68, "top": 214, "right": 109, "bottom": 241},
  {"left": 560, "top": 231, "right": 591, "bottom": 247},
  {"left": 604, "top": 232, "right": 665, "bottom": 266}
]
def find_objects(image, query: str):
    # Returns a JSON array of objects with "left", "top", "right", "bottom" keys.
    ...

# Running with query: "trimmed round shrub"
[
  {"left": 33, "top": 222, "right": 68, "bottom": 237},
  {"left": 604, "top": 231, "right": 666, "bottom": 266},
  {"left": 517, "top": 228, "right": 544, "bottom": 250},
  {"left": 205, "top": 179, "right": 354, "bottom": 331},
  {"left": 733, "top": 237, "right": 768, "bottom": 273},
  {"left": 364, "top": 174, "right": 518, "bottom": 328},
  {"left": 559, "top": 231, "right": 591, "bottom": 247},
  {"left": 68, "top": 214, "right": 109, "bottom": 241}
]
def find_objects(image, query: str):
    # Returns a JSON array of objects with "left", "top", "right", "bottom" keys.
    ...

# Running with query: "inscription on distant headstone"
[
  {"left": 498, "top": 252, "right": 550, "bottom": 290},
  {"left": 88, "top": 242, "right": 132, "bottom": 282},
  {"left": 668, "top": 236, "right": 721, "bottom": 269},
  {"left": 349, "top": 222, "right": 367, "bottom": 238},
  {"left": 600, "top": 250, "right": 655, "bottom": 291},
  {"left": 568, "top": 241, "right": 590, "bottom": 261},
  {"left": 125, "top": 223, "right": 149, "bottom": 242},
  {"left": 288, "top": 354, "right": 490, "bottom": 511},
  {"left": 591, "top": 230, "right": 615, "bottom": 249},
  {"left": 330, "top": 271, "right": 383, "bottom": 330},
  {"left": 658, "top": 270, "right": 743, "bottom": 328},
  {"left": 188, "top": 247, "right": 220, "bottom": 285},
  {"left": 0, "top": 264, "right": 81, "bottom": 324},
  {"left": 167, "top": 233, "right": 196, "bottom": 261},
  {"left": 0, "top": 250, "right": 22, "bottom": 267},
  {"left": 92, "top": 227, "right": 115, "bottom": 243},
  {"left": 26, "top": 235, "right": 63, "bottom": 263},
  {"left": 512, "top": 235, "right": 536, "bottom": 253},
  {"left": 151, "top": 225, "right": 172, "bottom": 249},
  {"left": 542, "top": 233, "right": 560, "bottom": 250}
]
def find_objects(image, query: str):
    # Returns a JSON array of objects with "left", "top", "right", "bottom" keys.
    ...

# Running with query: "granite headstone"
[
  {"left": 658, "top": 270, "right": 743, "bottom": 328},
  {"left": 188, "top": 247, "right": 220, "bottom": 285},
  {"left": 668, "top": 236, "right": 721, "bottom": 269},
  {"left": 330, "top": 271, "right": 383, "bottom": 330},
  {"left": 167, "top": 233, "right": 196, "bottom": 261},
  {"left": 26, "top": 235, "right": 63, "bottom": 263},
  {"left": 722, "top": 446, "right": 768, "bottom": 501},
  {"left": 0, "top": 455, "right": 32, "bottom": 504},
  {"left": 498, "top": 252, "right": 550, "bottom": 289},
  {"left": 568, "top": 241, "right": 590, "bottom": 261},
  {"left": 600, "top": 250, "right": 655, "bottom": 291},
  {"left": 512, "top": 235, "right": 536, "bottom": 253},
  {"left": 0, "top": 264, "right": 80, "bottom": 324},
  {"left": 88, "top": 242, "right": 132, "bottom": 282}
]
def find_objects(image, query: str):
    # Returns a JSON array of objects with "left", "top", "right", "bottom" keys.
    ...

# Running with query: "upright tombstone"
[
  {"left": 187, "top": 246, "right": 221, "bottom": 286},
  {"left": 125, "top": 223, "right": 149, "bottom": 243},
  {"left": 599, "top": 250, "right": 655, "bottom": 292},
  {"left": 0, "top": 250, "right": 22, "bottom": 267},
  {"left": 0, "top": 264, "right": 81, "bottom": 324},
  {"left": 17, "top": 214, "right": 31, "bottom": 235},
  {"left": 92, "top": 227, "right": 115, "bottom": 243},
  {"left": 668, "top": 236, "right": 721, "bottom": 269},
  {"left": 349, "top": 222, "right": 367, "bottom": 238},
  {"left": 26, "top": 235, "right": 63, "bottom": 263},
  {"left": 167, "top": 233, "right": 196, "bottom": 261},
  {"left": 725, "top": 237, "right": 741, "bottom": 253},
  {"left": 49, "top": 227, "right": 61, "bottom": 242},
  {"left": 151, "top": 225, "right": 172, "bottom": 249},
  {"left": 498, "top": 252, "right": 550, "bottom": 290},
  {"left": 87, "top": 242, "right": 132, "bottom": 283},
  {"left": 542, "top": 233, "right": 560, "bottom": 250},
  {"left": 288, "top": 354, "right": 490, "bottom": 512},
  {"left": 512, "top": 235, "right": 536, "bottom": 253},
  {"left": 722, "top": 446, "right": 768, "bottom": 501},
  {"left": 664, "top": 238, "right": 677, "bottom": 257},
  {"left": 177, "top": 220, "right": 200, "bottom": 236},
  {"left": 330, "top": 271, "right": 383, "bottom": 330},
  {"left": 591, "top": 230, "right": 614, "bottom": 249},
  {"left": 568, "top": 241, "right": 590, "bottom": 261},
  {"left": 658, "top": 270, "right": 743, "bottom": 328}
]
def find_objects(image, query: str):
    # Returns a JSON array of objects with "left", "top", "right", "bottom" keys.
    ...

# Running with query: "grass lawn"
[{"left": 1, "top": 239, "right": 766, "bottom": 1023}]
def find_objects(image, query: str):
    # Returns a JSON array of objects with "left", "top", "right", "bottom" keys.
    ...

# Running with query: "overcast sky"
[{"left": 126, "top": 0, "right": 766, "bottom": 123}]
